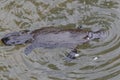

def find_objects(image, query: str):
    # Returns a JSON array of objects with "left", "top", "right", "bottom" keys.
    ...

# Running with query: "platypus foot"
[{"left": 64, "top": 49, "right": 79, "bottom": 61}]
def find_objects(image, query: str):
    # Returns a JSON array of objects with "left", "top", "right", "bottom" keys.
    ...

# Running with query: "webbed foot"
[
  {"left": 65, "top": 49, "right": 79, "bottom": 61},
  {"left": 24, "top": 44, "right": 35, "bottom": 55}
]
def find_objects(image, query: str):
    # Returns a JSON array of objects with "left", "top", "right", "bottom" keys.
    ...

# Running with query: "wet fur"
[{"left": 1, "top": 27, "right": 105, "bottom": 61}]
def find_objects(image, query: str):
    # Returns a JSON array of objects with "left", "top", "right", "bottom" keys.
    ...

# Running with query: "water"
[{"left": 0, "top": 0, "right": 120, "bottom": 80}]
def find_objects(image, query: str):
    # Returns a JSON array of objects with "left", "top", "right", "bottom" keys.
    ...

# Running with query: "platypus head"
[
  {"left": 1, "top": 30, "right": 33, "bottom": 46},
  {"left": 85, "top": 30, "right": 106, "bottom": 40}
]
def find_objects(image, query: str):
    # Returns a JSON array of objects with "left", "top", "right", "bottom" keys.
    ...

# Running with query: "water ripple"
[{"left": 0, "top": 0, "right": 120, "bottom": 80}]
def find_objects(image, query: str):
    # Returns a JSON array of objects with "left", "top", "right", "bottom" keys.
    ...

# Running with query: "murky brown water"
[{"left": 0, "top": 0, "right": 120, "bottom": 80}]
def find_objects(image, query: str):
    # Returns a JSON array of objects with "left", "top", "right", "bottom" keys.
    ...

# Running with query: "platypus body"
[{"left": 1, "top": 27, "right": 105, "bottom": 61}]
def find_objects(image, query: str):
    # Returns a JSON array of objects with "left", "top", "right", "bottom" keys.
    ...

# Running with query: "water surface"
[{"left": 0, "top": 0, "right": 120, "bottom": 80}]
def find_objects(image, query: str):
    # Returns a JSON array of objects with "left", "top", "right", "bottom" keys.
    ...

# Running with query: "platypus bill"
[{"left": 1, "top": 27, "right": 105, "bottom": 61}]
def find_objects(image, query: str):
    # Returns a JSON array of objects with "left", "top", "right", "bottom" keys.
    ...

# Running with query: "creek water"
[{"left": 0, "top": 0, "right": 120, "bottom": 80}]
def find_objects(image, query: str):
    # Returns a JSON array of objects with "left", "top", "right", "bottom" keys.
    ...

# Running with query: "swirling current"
[{"left": 0, "top": 0, "right": 120, "bottom": 80}]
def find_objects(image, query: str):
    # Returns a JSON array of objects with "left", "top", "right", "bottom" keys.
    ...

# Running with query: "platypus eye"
[
  {"left": 86, "top": 32, "right": 93, "bottom": 40},
  {"left": 83, "top": 32, "right": 93, "bottom": 40}
]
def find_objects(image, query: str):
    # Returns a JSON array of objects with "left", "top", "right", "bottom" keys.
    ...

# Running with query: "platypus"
[{"left": 1, "top": 27, "right": 105, "bottom": 61}]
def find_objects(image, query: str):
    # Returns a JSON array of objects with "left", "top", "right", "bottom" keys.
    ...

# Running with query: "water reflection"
[{"left": 0, "top": 0, "right": 120, "bottom": 80}]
